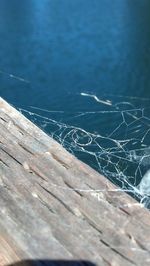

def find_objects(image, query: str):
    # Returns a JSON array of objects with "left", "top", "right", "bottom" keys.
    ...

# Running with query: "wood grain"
[{"left": 0, "top": 97, "right": 150, "bottom": 266}]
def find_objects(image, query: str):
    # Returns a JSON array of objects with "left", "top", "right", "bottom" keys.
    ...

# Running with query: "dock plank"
[{"left": 0, "top": 97, "right": 150, "bottom": 266}]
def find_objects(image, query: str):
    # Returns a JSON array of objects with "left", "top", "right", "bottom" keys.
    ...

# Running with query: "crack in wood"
[
  {"left": 100, "top": 239, "right": 136, "bottom": 265},
  {"left": 18, "top": 130, "right": 24, "bottom": 136},
  {"left": 133, "top": 237, "right": 150, "bottom": 253},
  {"left": 37, "top": 195, "right": 56, "bottom": 214},
  {"left": 101, "top": 257, "right": 112, "bottom": 266},
  {"left": 1, "top": 146, "right": 22, "bottom": 166},
  {"left": 80, "top": 213, "right": 102, "bottom": 234},
  {"left": 126, "top": 232, "right": 150, "bottom": 253},
  {"left": 18, "top": 143, "right": 34, "bottom": 155},
  {"left": 119, "top": 207, "right": 131, "bottom": 216},
  {"left": 29, "top": 166, "right": 48, "bottom": 181},
  {"left": 39, "top": 183, "right": 75, "bottom": 216},
  {"left": 110, "top": 246, "right": 136, "bottom": 265},
  {"left": 0, "top": 117, "right": 7, "bottom": 123},
  {"left": 0, "top": 158, "right": 9, "bottom": 167},
  {"left": 51, "top": 152, "right": 70, "bottom": 169},
  {"left": 63, "top": 180, "right": 83, "bottom": 197}
]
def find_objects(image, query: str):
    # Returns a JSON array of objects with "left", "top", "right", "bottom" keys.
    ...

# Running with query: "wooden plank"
[{"left": 0, "top": 97, "right": 150, "bottom": 266}]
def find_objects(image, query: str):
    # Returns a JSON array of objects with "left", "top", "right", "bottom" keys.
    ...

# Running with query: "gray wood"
[{"left": 0, "top": 97, "right": 150, "bottom": 266}]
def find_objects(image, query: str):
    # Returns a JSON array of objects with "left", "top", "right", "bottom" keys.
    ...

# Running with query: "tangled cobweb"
[{"left": 16, "top": 92, "right": 150, "bottom": 208}]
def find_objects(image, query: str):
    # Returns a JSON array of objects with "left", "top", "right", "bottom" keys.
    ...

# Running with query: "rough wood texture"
[{"left": 0, "top": 97, "right": 150, "bottom": 266}]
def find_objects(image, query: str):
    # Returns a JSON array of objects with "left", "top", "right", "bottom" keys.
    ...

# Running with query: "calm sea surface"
[{"left": 1, "top": 0, "right": 150, "bottom": 198}]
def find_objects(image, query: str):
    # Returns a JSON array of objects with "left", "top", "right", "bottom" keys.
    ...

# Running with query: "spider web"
[
  {"left": 1, "top": 67, "right": 150, "bottom": 207},
  {"left": 16, "top": 92, "right": 150, "bottom": 208}
]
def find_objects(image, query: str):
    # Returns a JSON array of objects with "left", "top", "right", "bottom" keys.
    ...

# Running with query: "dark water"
[{"left": 1, "top": 0, "right": 150, "bottom": 198}]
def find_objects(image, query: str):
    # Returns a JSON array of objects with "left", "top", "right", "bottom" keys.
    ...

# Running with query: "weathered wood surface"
[{"left": 0, "top": 97, "right": 150, "bottom": 266}]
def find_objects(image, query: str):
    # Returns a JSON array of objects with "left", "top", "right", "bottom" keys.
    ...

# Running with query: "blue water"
[{"left": 0, "top": 0, "right": 150, "bottom": 199}]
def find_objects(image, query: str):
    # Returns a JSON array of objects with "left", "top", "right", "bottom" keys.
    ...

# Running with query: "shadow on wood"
[{"left": 7, "top": 260, "right": 95, "bottom": 266}]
